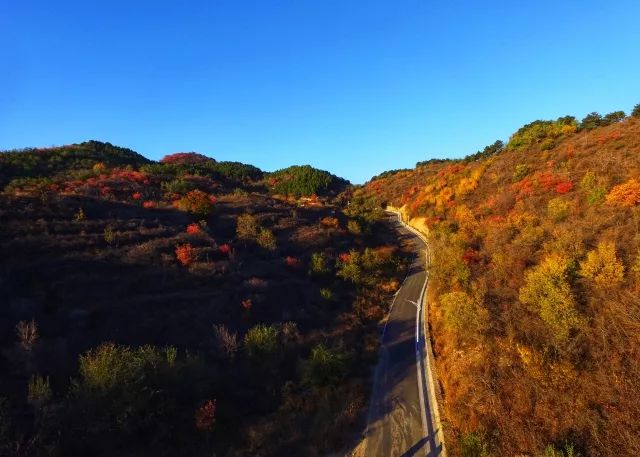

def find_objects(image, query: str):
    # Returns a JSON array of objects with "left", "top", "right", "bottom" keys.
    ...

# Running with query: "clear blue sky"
[{"left": 2, "top": 1, "right": 639, "bottom": 183}]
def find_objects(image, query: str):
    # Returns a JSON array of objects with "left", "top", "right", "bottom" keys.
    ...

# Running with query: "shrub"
[
  {"left": 256, "top": 228, "right": 277, "bottom": 251},
  {"left": 212, "top": 325, "right": 238, "bottom": 360},
  {"left": 543, "top": 443, "right": 580, "bottom": 457},
  {"left": 439, "top": 291, "right": 488, "bottom": 344},
  {"left": 587, "top": 186, "right": 606, "bottom": 205},
  {"left": 512, "top": 164, "right": 530, "bottom": 183},
  {"left": 16, "top": 319, "right": 38, "bottom": 350},
  {"left": 320, "top": 216, "right": 339, "bottom": 228},
  {"left": 27, "top": 375, "right": 51, "bottom": 409},
  {"left": 236, "top": 213, "right": 259, "bottom": 241},
  {"left": 309, "top": 252, "right": 331, "bottom": 275},
  {"left": 347, "top": 219, "right": 362, "bottom": 234},
  {"left": 284, "top": 256, "right": 301, "bottom": 268},
  {"left": 320, "top": 288, "right": 333, "bottom": 300},
  {"left": 460, "top": 432, "right": 491, "bottom": 457},
  {"left": 244, "top": 324, "right": 279, "bottom": 359},
  {"left": 186, "top": 223, "right": 201, "bottom": 235},
  {"left": 73, "top": 208, "right": 86, "bottom": 222},
  {"left": 606, "top": 179, "right": 640, "bottom": 207},
  {"left": 547, "top": 198, "right": 570, "bottom": 222},
  {"left": 104, "top": 225, "right": 117, "bottom": 244},
  {"left": 77, "top": 343, "right": 165, "bottom": 390},
  {"left": 174, "top": 190, "right": 215, "bottom": 216},
  {"left": 519, "top": 255, "right": 584, "bottom": 343},
  {"left": 175, "top": 243, "right": 197, "bottom": 266},
  {"left": 337, "top": 251, "right": 363, "bottom": 284},
  {"left": 554, "top": 181, "right": 574, "bottom": 194},
  {"left": 632, "top": 103, "right": 640, "bottom": 118},
  {"left": 580, "top": 241, "right": 624, "bottom": 288},
  {"left": 301, "top": 344, "right": 347, "bottom": 388}
]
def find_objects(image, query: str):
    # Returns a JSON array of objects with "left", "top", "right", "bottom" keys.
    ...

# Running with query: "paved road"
[{"left": 363, "top": 213, "right": 443, "bottom": 457}]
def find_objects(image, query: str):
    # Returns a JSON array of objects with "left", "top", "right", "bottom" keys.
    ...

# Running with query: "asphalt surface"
[{"left": 363, "top": 214, "right": 443, "bottom": 457}]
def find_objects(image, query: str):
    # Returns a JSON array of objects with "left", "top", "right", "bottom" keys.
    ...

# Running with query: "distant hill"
[
  {"left": 362, "top": 106, "right": 640, "bottom": 456},
  {"left": 0, "top": 140, "right": 150, "bottom": 187},
  {"left": 267, "top": 164, "right": 350, "bottom": 197}
]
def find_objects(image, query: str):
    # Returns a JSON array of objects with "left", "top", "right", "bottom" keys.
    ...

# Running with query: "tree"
[
  {"left": 580, "top": 241, "right": 624, "bottom": 288},
  {"left": 579, "top": 112, "right": 603, "bottom": 130},
  {"left": 174, "top": 190, "right": 215, "bottom": 216},
  {"left": 519, "top": 255, "right": 584, "bottom": 343},
  {"left": 439, "top": 291, "right": 488, "bottom": 344},
  {"left": 632, "top": 103, "right": 640, "bottom": 118},
  {"left": 547, "top": 198, "right": 570, "bottom": 222},
  {"left": 604, "top": 110, "right": 626, "bottom": 124}
]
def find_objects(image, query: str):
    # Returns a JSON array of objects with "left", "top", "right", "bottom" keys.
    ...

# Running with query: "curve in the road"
[{"left": 363, "top": 212, "right": 446, "bottom": 457}]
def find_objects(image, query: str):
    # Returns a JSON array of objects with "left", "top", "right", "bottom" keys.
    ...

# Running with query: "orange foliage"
[
  {"left": 606, "top": 179, "right": 640, "bottom": 207},
  {"left": 175, "top": 243, "right": 196, "bottom": 266},
  {"left": 512, "top": 177, "right": 534, "bottom": 199},
  {"left": 320, "top": 216, "right": 339, "bottom": 228},
  {"left": 218, "top": 244, "right": 231, "bottom": 255},
  {"left": 132, "top": 192, "right": 142, "bottom": 200},
  {"left": 174, "top": 190, "right": 215, "bottom": 215},
  {"left": 186, "top": 223, "right": 201, "bottom": 235},
  {"left": 142, "top": 201, "right": 156, "bottom": 209},
  {"left": 536, "top": 171, "right": 558, "bottom": 190},
  {"left": 554, "top": 180, "right": 574, "bottom": 194}
]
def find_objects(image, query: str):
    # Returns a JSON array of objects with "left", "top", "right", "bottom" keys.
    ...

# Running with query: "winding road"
[{"left": 362, "top": 212, "right": 445, "bottom": 457}]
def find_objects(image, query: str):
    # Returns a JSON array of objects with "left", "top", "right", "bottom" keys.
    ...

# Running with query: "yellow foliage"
[
  {"left": 519, "top": 255, "right": 584, "bottom": 343},
  {"left": 580, "top": 241, "right": 625, "bottom": 288}
]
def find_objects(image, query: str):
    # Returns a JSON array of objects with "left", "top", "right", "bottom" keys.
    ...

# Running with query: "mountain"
[
  {"left": 361, "top": 109, "right": 640, "bottom": 456},
  {"left": 0, "top": 143, "right": 400, "bottom": 456}
]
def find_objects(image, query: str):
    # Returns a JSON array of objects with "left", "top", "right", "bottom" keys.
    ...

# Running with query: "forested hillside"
[
  {"left": 0, "top": 142, "right": 400, "bottom": 456},
  {"left": 362, "top": 105, "right": 640, "bottom": 456}
]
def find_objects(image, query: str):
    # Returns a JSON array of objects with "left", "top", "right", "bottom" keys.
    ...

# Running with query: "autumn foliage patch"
[
  {"left": 174, "top": 190, "right": 216, "bottom": 216},
  {"left": 175, "top": 243, "right": 197, "bottom": 266},
  {"left": 606, "top": 178, "right": 640, "bottom": 206}
]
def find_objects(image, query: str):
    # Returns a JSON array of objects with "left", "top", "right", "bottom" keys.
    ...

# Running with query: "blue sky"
[{"left": 2, "top": 1, "right": 639, "bottom": 183}]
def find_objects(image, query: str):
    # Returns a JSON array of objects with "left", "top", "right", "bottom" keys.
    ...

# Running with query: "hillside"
[
  {"left": 362, "top": 108, "right": 640, "bottom": 456},
  {"left": 0, "top": 143, "right": 401, "bottom": 456}
]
